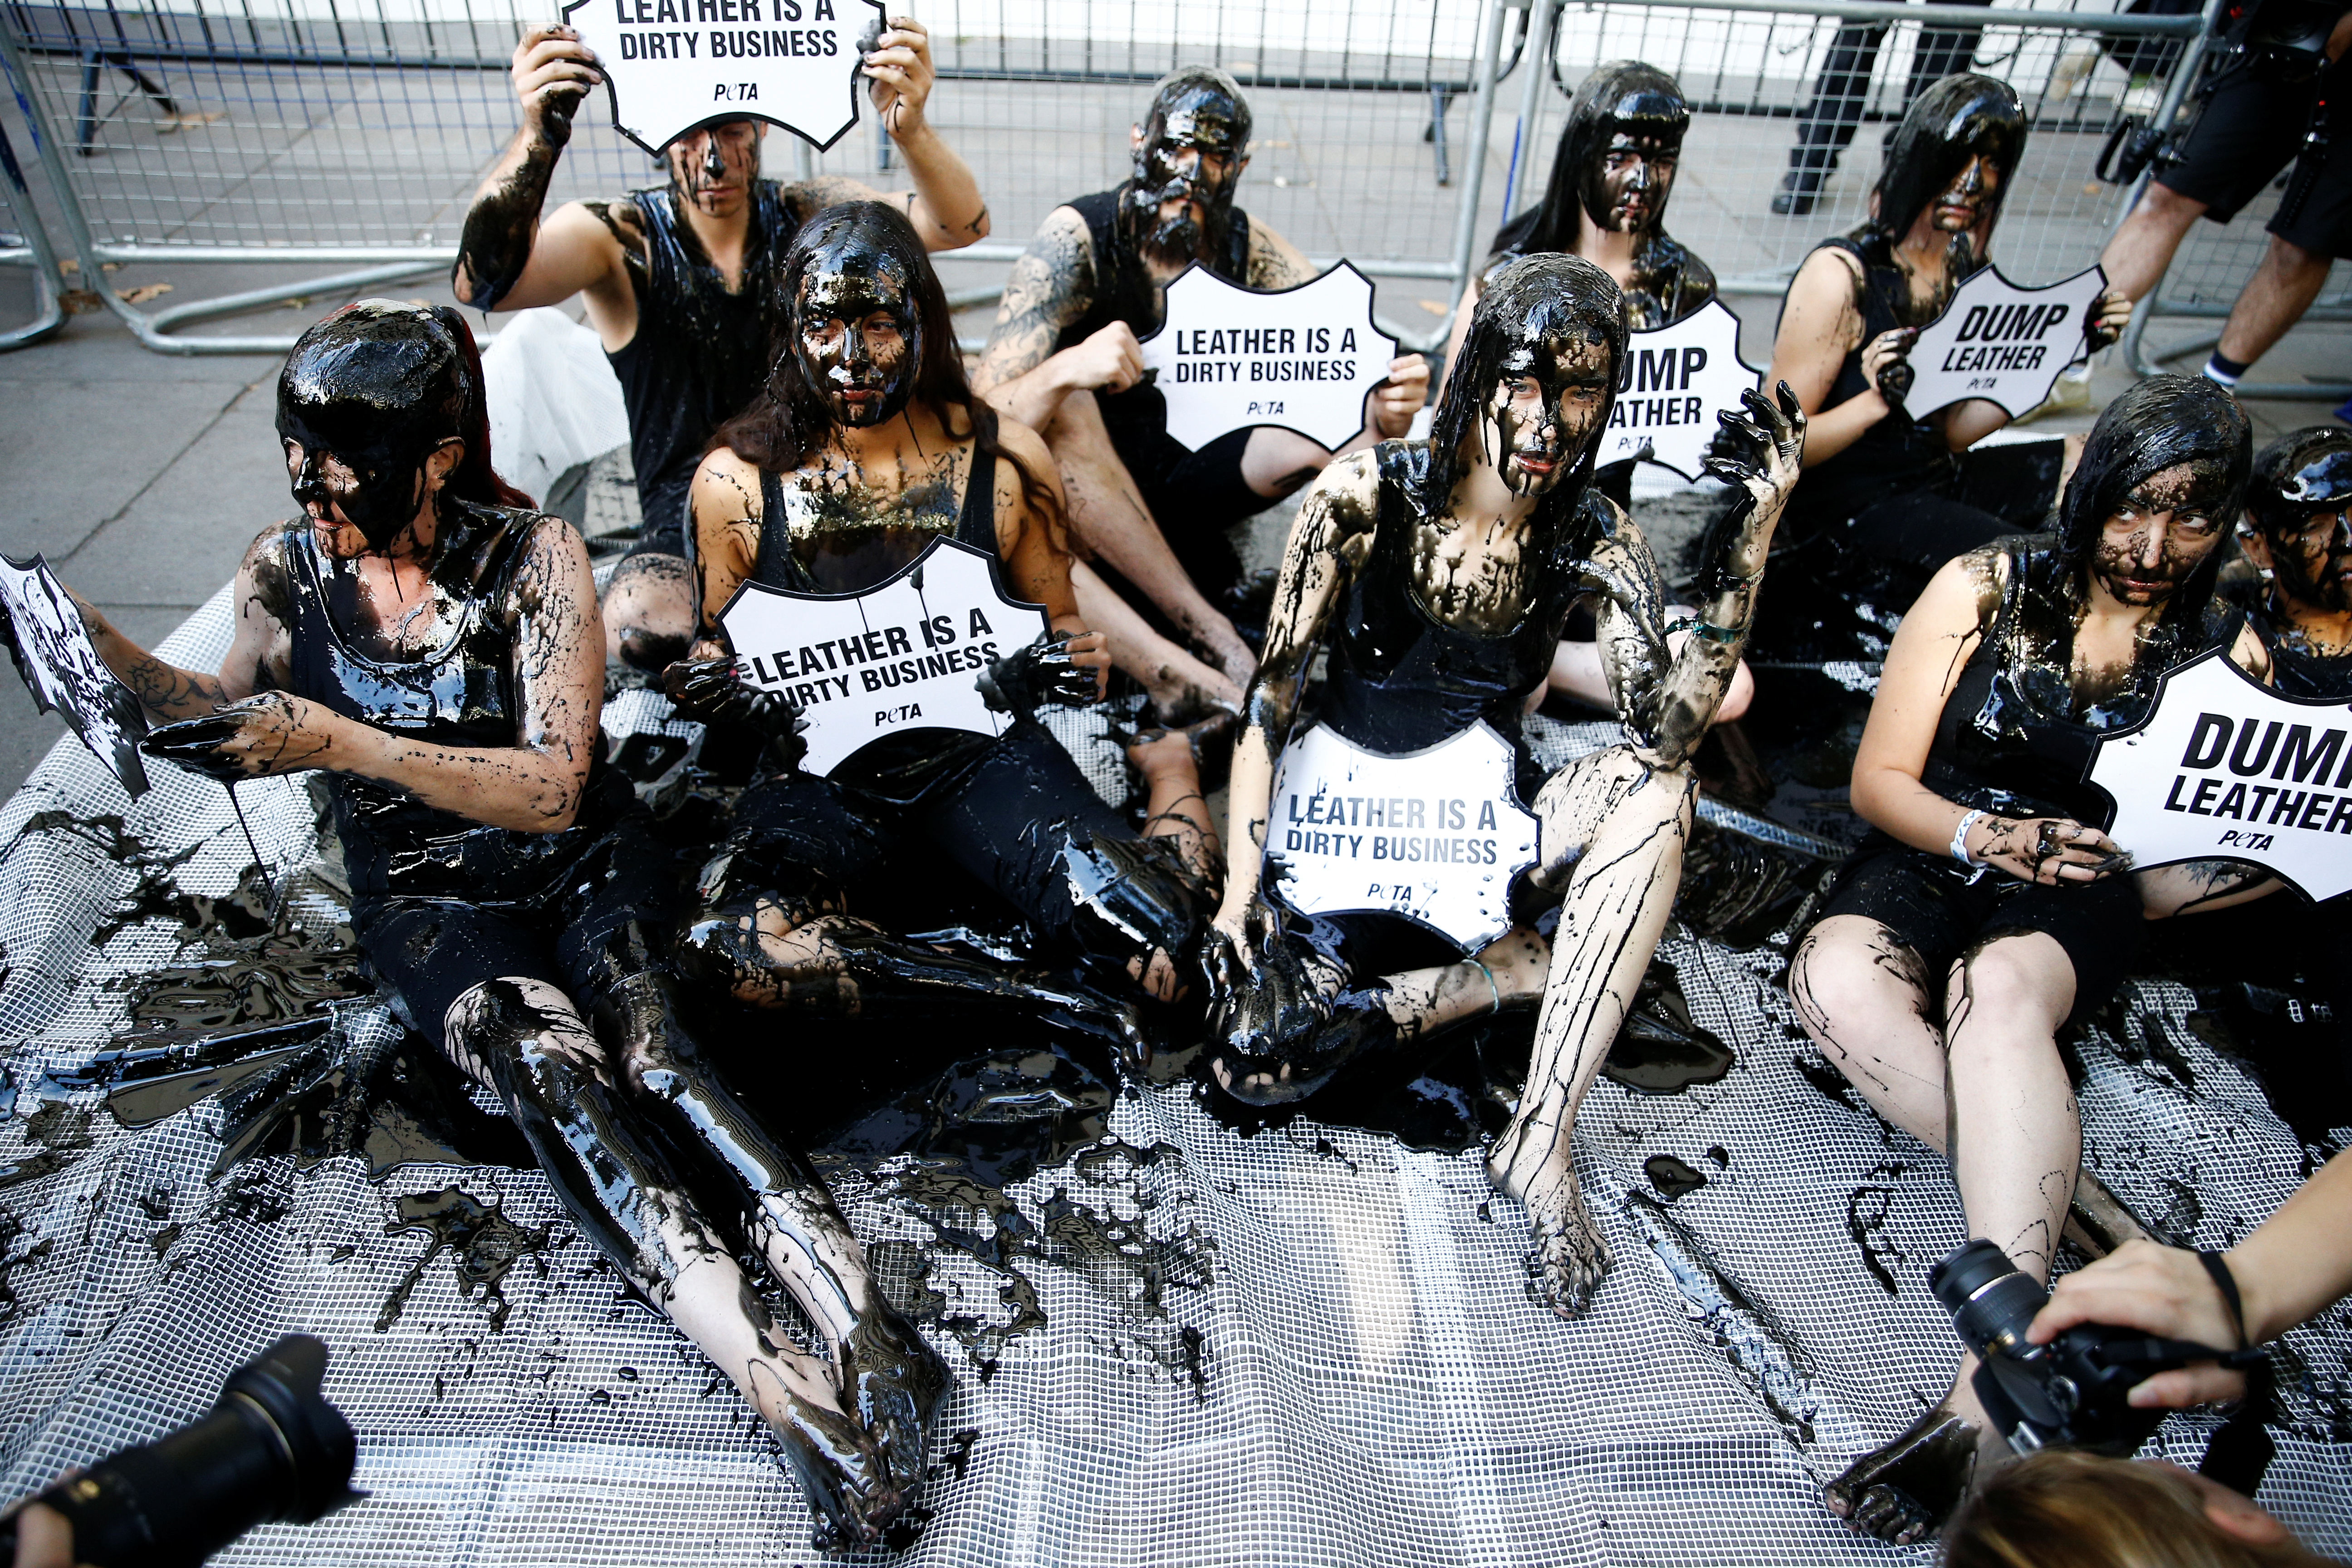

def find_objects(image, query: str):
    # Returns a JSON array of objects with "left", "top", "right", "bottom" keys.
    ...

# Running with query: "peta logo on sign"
[
  {"left": 1903, "top": 263, "right": 2106, "bottom": 420},
  {"left": 1595, "top": 299, "right": 1762, "bottom": 481},
  {"left": 716, "top": 535, "right": 1048, "bottom": 779},
  {"left": 2087, "top": 647, "right": 2352, "bottom": 901},
  {"left": 563, "top": 0, "right": 881, "bottom": 153},
  {"left": 1267, "top": 721, "right": 1540, "bottom": 951},
  {"left": 1138, "top": 261, "right": 1399, "bottom": 452}
]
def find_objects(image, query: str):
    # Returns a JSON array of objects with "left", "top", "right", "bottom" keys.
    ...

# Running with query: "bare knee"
[
  {"left": 1945, "top": 934, "right": 2073, "bottom": 1048},
  {"left": 1788, "top": 917, "right": 1927, "bottom": 1046},
  {"left": 2264, "top": 233, "right": 2329, "bottom": 285},
  {"left": 603, "top": 554, "right": 695, "bottom": 671},
  {"left": 2134, "top": 181, "right": 2206, "bottom": 232}
]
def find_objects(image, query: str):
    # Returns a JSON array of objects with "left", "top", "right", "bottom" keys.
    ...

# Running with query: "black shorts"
[
  {"left": 1844, "top": 440, "right": 2067, "bottom": 574},
  {"left": 352, "top": 811, "right": 680, "bottom": 1039},
  {"left": 1099, "top": 387, "right": 1269, "bottom": 597},
  {"left": 1817, "top": 838, "right": 2145, "bottom": 1029},
  {"left": 720, "top": 719, "right": 1157, "bottom": 952},
  {"left": 2158, "top": 57, "right": 2352, "bottom": 257}
]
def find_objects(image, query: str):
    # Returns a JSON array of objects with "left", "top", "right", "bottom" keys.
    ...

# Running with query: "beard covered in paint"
[
  {"left": 1428, "top": 253, "right": 1627, "bottom": 509},
  {"left": 792, "top": 240, "right": 920, "bottom": 429},
  {"left": 1867, "top": 73, "right": 2026, "bottom": 251},
  {"left": 2250, "top": 428, "right": 2352, "bottom": 615},
  {"left": 2055, "top": 373, "right": 2250, "bottom": 616},
  {"left": 276, "top": 301, "right": 475, "bottom": 554},
  {"left": 1118, "top": 69, "right": 1251, "bottom": 267},
  {"left": 667, "top": 118, "right": 760, "bottom": 216}
]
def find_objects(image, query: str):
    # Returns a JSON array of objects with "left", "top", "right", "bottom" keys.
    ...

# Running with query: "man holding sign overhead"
[
  {"left": 1762, "top": 75, "right": 2133, "bottom": 659},
  {"left": 451, "top": 12, "right": 989, "bottom": 673},
  {"left": 975, "top": 68, "right": 1430, "bottom": 708}
]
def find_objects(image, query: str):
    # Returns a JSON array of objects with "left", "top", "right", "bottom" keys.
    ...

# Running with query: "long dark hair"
[
  {"left": 712, "top": 201, "right": 1068, "bottom": 557},
  {"left": 1421, "top": 253, "right": 1628, "bottom": 523},
  {"left": 1515, "top": 61, "right": 1689, "bottom": 256},
  {"left": 1854, "top": 73, "right": 2027, "bottom": 266},
  {"left": 2054, "top": 373, "right": 2250, "bottom": 621}
]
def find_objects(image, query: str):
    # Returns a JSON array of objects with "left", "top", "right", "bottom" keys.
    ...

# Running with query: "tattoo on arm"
[
  {"left": 975, "top": 211, "right": 1092, "bottom": 391},
  {"left": 1245, "top": 224, "right": 1317, "bottom": 289}
]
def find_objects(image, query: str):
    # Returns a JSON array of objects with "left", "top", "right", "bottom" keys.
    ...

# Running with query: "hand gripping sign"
[
  {"left": 2087, "top": 647, "right": 2352, "bottom": 902},
  {"left": 1266, "top": 721, "right": 1540, "bottom": 952},
  {"left": 0, "top": 554, "right": 149, "bottom": 795},
  {"left": 1594, "top": 299, "right": 1763, "bottom": 481},
  {"left": 716, "top": 535, "right": 1049, "bottom": 779},
  {"left": 562, "top": 0, "right": 883, "bottom": 154},
  {"left": 1903, "top": 263, "right": 2107, "bottom": 421},
  {"left": 1137, "top": 261, "right": 1399, "bottom": 452}
]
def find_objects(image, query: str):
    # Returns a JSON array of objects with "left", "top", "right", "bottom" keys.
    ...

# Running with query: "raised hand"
[
  {"left": 2086, "top": 287, "right": 2133, "bottom": 352},
  {"left": 141, "top": 693, "right": 338, "bottom": 781},
  {"left": 861, "top": 15, "right": 936, "bottom": 141},
  {"left": 662, "top": 657, "right": 808, "bottom": 766},
  {"left": 1370, "top": 354, "right": 1431, "bottom": 437},
  {"left": 1862, "top": 327, "right": 1916, "bottom": 415},
  {"left": 1701, "top": 380, "right": 1807, "bottom": 519},
  {"left": 512, "top": 24, "right": 602, "bottom": 148}
]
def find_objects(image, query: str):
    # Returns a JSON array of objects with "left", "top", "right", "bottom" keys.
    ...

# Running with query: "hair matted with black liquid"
[
  {"left": 2245, "top": 425, "right": 2352, "bottom": 538},
  {"left": 1518, "top": 61, "right": 1690, "bottom": 255},
  {"left": 279, "top": 299, "right": 535, "bottom": 516},
  {"left": 1855, "top": 72, "right": 2027, "bottom": 265},
  {"left": 713, "top": 201, "right": 1069, "bottom": 559},
  {"left": 2054, "top": 372, "right": 2251, "bottom": 617},
  {"left": 1420, "top": 253, "right": 1628, "bottom": 521}
]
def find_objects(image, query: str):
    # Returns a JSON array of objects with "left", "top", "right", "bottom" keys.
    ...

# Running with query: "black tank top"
[
  {"left": 1780, "top": 235, "right": 1967, "bottom": 539},
  {"left": 1923, "top": 539, "right": 2222, "bottom": 824},
  {"left": 747, "top": 434, "right": 1007, "bottom": 800},
  {"left": 607, "top": 181, "right": 798, "bottom": 544},
  {"left": 1054, "top": 188, "right": 1253, "bottom": 458},
  {"left": 2249, "top": 603, "right": 2352, "bottom": 700},
  {"left": 1317, "top": 442, "right": 1602, "bottom": 762},
  {"left": 1484, "top": 207, "right": 1717, "bottom": 332},
  {"left": 280, "top": 504, "right": 623, "bottom": 901}
]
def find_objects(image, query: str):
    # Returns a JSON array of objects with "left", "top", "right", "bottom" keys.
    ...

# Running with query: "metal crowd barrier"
[
  {"left": 0, "top": 78, "right": 66, "bottom": 348},
  {"left": 0, "top": 0, "right": 2217, "bottom": 357}
]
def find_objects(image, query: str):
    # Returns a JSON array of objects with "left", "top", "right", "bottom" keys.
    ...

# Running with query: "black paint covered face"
[
  {"left": 666, "top": 118, "right": 761, "bottom": 216},
  {"left": 1872, "top": 73, "right": 2026, "bottom": 248},
  {"left": 2091, "top": 462, "right": 2231, "bottom": 607},
  {"left": 1583, "top": 127, "right": 1680, "bottom": 235},
  {"left": 1122, "top": 69, "right": 1250, "bottom": 262},
  {"left": 2251, "top": 429, "right": 2352, "bottom": 614},
  {"left": 1929, "top": 153, "right": 2001, "bottom": 235},
  {"left": 794, "top": 252, "right": 919, "bottom": 429},
  {"left": 1478, "top": 325, "right": 1616, "bottom": 497},
  {"left": 276, "top": 302, "right": 470, "bottom": 554}
]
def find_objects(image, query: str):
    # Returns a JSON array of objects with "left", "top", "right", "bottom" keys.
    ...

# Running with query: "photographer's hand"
[
  {"left": 2029, "top": 1239, "right": 2247, "bottom": 1407},
  {"left": 4, "top": 1497, "right": 74, "bottom": 1568}
]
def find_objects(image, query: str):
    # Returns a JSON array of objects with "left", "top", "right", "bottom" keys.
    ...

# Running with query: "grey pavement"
[{"left": 2, "top": 63, "right": 2347, "bottom": 794}]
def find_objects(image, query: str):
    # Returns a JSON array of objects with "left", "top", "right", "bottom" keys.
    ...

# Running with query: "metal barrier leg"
[
  {"left": 1428, "top": 85, "right": 1451, "bottom": 187},
  {"left": 0, "top": 115, "right": 64, "bottom": 350}
]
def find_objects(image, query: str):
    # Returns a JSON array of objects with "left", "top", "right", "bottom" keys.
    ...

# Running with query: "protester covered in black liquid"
[
  {"left": 1762, "top": 74, "right": 2133, "bottom": 658},
  {"left": 667, "top": 203, "right": 1220, "bottom": 1025},
  {"left": 1201, "top": 254, "right": 1804, "bottom": 1318},
  {"left": 1785, "top": 376, "right": 2276, "bottom": 1544},
  {"left": 24, "top": 302, "right": 945, "bottom": 1549},
  {"left": 450, "top": 16, "right": 990, "bottom": 671},
  {"left": 974, "top": 67, "right": 1431, "bottom": 714}
]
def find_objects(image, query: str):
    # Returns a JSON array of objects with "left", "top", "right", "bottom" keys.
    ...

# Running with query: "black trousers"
[{"left": 1785, "top": 0, "right": 1994, "bottom": 186}]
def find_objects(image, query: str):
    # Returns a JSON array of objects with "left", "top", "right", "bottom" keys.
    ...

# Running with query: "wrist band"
[
  {"left": 2197, "top": 1250, "right": 2251, "bottom": 1350},
  {"left": 1950, "top": 809, "right": 1985, "bottom": 867},
  {"left": 1474, "top": 960, "right": 1502, "bottom": 1017},
  {"left": 1690, "top": 620, "right": 1748, "bottom": 644}
]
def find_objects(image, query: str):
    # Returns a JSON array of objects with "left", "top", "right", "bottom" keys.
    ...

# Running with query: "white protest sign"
[
  {"left": 0, "top": 554, "right": 148, "bottom": 795},
  {"left": 2087, "top": 647, "right": 2352, "bottom": 902},
  {"left": 1265, "top": 721, "right": 1540, "bottom": 952},
  {"left": 1903, "top": 263, "right": 2106, "bottom": 421},
  {"left": 561, "top": 0, "right": 882, "bottom": 154},
  {"left": 717, "top": 535, "right": 1048, "bottom": 779},
  {"left": 1596, "top": 299, "right": 1761, "bottom": 481},
  {"left": 1137, "top": 261, "right": 1399, "bottom": 452}
]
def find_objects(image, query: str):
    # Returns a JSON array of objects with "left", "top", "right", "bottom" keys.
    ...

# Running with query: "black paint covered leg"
[
  {"left": 444, "top": 977, "right": 895, "bottom": 1548},
  {"left": 1823, "top": 1404, "right": 1981, "bottom": 1545}
]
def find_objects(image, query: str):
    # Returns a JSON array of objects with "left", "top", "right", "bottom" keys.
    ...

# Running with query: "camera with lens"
[
  {"left": 1931, "top": 1240, "right": 2264, "bottom": 1455},
  {"left": 2098, "top": 0, "right": 2345, "bottom": 185},
  {"left": 0, "top": 1335, "right": 363, "bottom": 1567}
]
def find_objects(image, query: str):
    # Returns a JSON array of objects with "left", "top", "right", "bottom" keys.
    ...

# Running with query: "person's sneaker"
[
  {"left": 2011, "top": 361, "right": 2093, "bottom": 426},
  {"left": 1771, "top": 179, "right": 1821, "bottom": 216}
]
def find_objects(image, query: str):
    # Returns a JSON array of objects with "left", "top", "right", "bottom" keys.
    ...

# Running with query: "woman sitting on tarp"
[
  {"left": 1785, "top": 376, "right": 2276, "bottom": 1545},
  {"left": 665, "top": 201, "right": 1219, "bottom": 1023},
  {"left": 1760, "top": 74, "right": 2132, "bottom": 659},
  {"left": 1202, "top": 253, "right": 1803, "bottom": 1319},
  {"left": 34, "top": 302, "right": 943, "bottom": 1548}
]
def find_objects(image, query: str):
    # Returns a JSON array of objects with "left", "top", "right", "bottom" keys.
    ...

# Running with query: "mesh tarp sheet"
[{"left": 1, "top": 587, "right": 2348, "bottom": 1566}]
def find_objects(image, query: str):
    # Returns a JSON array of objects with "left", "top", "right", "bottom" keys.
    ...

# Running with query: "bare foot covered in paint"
[
  {"left": 745, "top": 1361, "right": 902, "bottom": 1550},
  {"left": 1823, "top": 1406, "right": 1980, "bottom": 1545},
  {"left": 841, "top": 1301, "right": 951, "bottom": 1502},
  {"left": 1493, "top": 1148, "right": 1612, "bottom": 1319}
]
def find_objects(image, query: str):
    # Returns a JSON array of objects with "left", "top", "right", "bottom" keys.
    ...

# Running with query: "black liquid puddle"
[
  {"left": 377, "top": 1186, "right": 556, "bottom": 1332},
  {"left": 1644, "top": 1154, "right": 1707, "bottom": 1201},
  {"left": 0, "top": 1102, "right": 95, "bottom": 1190}
]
